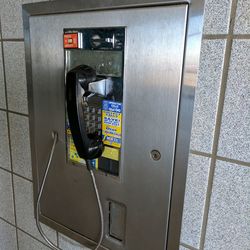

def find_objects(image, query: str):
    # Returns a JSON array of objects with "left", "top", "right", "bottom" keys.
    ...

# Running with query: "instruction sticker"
[
  {"left": 102, "top": 100, "right": 122, "bottom": 148},
  {"left": 67, "top": 128, "right": 85, "bottom": 164},
  {"left": 66, "top": 128, "right": 98, "bottom": 169}
]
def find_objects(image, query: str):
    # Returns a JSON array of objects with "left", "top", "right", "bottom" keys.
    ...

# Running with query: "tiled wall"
[
  {"left": 0, "top": 0, "right": 249, "bottom": 250},
  {"left": 180, "top": 0, "right": 250, "bottom": 249}
]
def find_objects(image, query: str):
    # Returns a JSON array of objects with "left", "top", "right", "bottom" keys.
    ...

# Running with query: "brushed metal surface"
[
  {"left": 23, "top": 0, "right": 189, "bottom": 16},
  {"left": 23, "top": 0, "right": 205, "bottom": 249},
  {"left": 29, "top": 6, "right": 187, "bottom": 250},
  {"left": 166, "top": 0, "right": 205, "bottom": 248}
]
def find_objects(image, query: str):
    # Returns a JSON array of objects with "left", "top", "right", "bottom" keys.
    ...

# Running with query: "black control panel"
[{"left": 64, "top": 27, "right": 125, "bottom": 51}]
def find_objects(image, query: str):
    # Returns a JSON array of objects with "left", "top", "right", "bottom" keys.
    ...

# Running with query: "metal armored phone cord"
[
  {"left": 36, "top": 132, "right": 104, "bottom": 250},
  {"left": 86, "top": 160, "right": 104, "bottom": 250},
  {"left": 35, "top": 131, "right": 60, "bottom": 250}
]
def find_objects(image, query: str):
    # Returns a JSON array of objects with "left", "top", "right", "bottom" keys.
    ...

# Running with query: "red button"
[{"left": 64, "top": 33, "right": 78, "bottom": 48}]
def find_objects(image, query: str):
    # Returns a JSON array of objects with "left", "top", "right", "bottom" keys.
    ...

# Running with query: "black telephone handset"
[{"left": 66, "top": 65, "right": 105, "bottom": 165}]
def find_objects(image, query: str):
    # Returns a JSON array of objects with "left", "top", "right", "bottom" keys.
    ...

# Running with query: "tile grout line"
[
  {"left": 0, "top": 166, "right": 33, "bottom": 183},
  {"left": 190, "top": 150, "right": 212, "bottom": 158},
  {"left": 216, "top": 156, "right": 250, "bottom": 167},
  {"left": 203, "top": 34, "right": 250, "bottom": 40},
  {"left": 203, "top": 34, "right": 229, "bottom": 40},
  {"left": 198, "top": 0, "right": 239, "bottom": 249},
  {"left": 0, "top": 165, "right": 33, "bottom": 182},
  {"left": 198, "top": 39, "right": 230, "bottom": 250},
  {"left": 0, "top": 38, "right": 25, "bottom": 41},
  {"left": 16, "top": 227, "right": 55, "bottom": 250},
  {"left": 0, "top": 215, "right": 16, "bottom": 228},
  {"left": 180, "top": 242, "right": 199, "bottom": 250},
  {"left": 233, "top": 34, "right": 250, "bottom": 39},
  {"left": 0, "top": 216, "right": 55, "bottom": 250},
  {"left": 0, "top": 107, "right": 29, "bottom": 117},
  {"left": 0, "top": 17, "right": 20, "bottom": 250},
  {"left": 56, "top": 231, "right": 60, "bottom": 248},
  {"left": 190, "top": 150, "right": 250, "bottom": 167}
]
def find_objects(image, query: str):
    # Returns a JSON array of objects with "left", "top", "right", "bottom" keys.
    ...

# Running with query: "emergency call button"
[{"left": 64, "top": 33, "right": 78, "bottom": 48}]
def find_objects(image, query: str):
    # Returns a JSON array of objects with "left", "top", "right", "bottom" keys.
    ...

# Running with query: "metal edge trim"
[
  {"left": 22, "top": 0, "right": 190, "bottom": 16},
  {"left": 166, "top": 0, "right": 205, "bottom": 249},
  {"left": 22, "top": 8, "right": 41, "bottom": 218},
  {"left": 23, "top": 0, "right": 205, "bottom": 249}
]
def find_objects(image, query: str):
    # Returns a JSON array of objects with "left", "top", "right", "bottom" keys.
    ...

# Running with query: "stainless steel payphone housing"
[{"left": 23, "top": 1, "right": 204, "bottom": 249}]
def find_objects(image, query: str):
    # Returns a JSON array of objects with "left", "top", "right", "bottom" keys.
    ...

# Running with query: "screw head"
[{"left": 150, "top": 150, "right": 161, "bottom": 161}]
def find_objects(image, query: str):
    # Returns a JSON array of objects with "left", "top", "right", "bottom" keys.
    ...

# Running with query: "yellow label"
[
  {"left": 69, "top": 134, "right": 85, "bottom": 164},
  {"left": 67, "top": 128, "right": 98, "bottom": 169},
  {"left": 102, "top": 146, "right": 120, "bottom": 161}
]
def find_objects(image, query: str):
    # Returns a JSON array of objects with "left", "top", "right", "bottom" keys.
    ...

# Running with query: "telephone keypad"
[{"left": 83, "top": 104, "right": 102, "bottom": 134}]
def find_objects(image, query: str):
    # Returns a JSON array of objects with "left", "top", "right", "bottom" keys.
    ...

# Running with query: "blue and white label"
[{"left": 102, "top": 100, "right": 122, "bottom": 148}]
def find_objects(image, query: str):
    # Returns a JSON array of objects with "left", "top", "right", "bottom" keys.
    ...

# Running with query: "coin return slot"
[{"left": 109, "top": 201, "right": 126, "bottom": 242}]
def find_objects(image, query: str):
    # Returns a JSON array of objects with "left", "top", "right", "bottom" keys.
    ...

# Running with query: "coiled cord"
[{"left": 36, "top": 132, "right": 104, "bottom": 250}]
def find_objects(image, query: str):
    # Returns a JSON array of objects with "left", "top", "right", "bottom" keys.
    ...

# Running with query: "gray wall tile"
[
  {"left": 190, "top": 40, "right": 226, "bottom": 153},
  {"left": 234, "top": 0, "right": 250, "bottom": 34},
  {"left": 18, "top": 230, "right": 51, "bottom": 250},
  {"left": 3, "top": 42, "right": 28, "bottom": 114},
  {"left": 0, "top": 219, "right": 17, "bottom": 250},
  {"left": 0, "top": 43, "right": 6, "bottom": 109},
  {"left": 0, "top": 169, "right": 15, "bottom": 224},
  {"left": 203, "top": 0, "right": 232, "bottom": 34},
  {"left": 13, "top": 175, "right": 57, "bottom": 245},
  {"left": 179, "top": 246, "right": 189, "bottom": 250},
  {"left": 218, "top": 40, "right": 250, "bottom": 162},
  {"left": 204, "top": 160, "right": 250, "bottom": 249},
  {"left": 9, "top": 113, "right": 32, "bottom": 180},
  {"left": 179, "top": 246, "right": 190, "bottom": 250},
  {"left": 0, "top": 111, "right": 11, "bottom": 171},
  {"left": 0, "top": 0, "right": 49, "bottom": 39},
  {"left": 181, "top": 154, "right": 211, "bottom": 248},
  {"left": 0, "top": 0, "right": 23, "bottom": 39},
  {"left": 59, "top": 234, "right": 90, "bottom": 250}
]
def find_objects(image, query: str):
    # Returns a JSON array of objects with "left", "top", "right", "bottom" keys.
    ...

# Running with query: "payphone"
[
  {"left": 65, "top": 27, "right": 125, "bottom": 176},
  {"left": 23, "top": 1, "right": 204, "bottom": 250}
]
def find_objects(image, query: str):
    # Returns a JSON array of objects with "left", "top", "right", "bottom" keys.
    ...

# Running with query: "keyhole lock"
[{"left": 150, "top": 150, "right": 161, "bottom": 161}]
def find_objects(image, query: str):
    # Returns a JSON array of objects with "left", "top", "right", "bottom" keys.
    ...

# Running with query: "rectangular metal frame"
[{"left": 23, "top": 1, "right": 204, "bottom": 249}]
